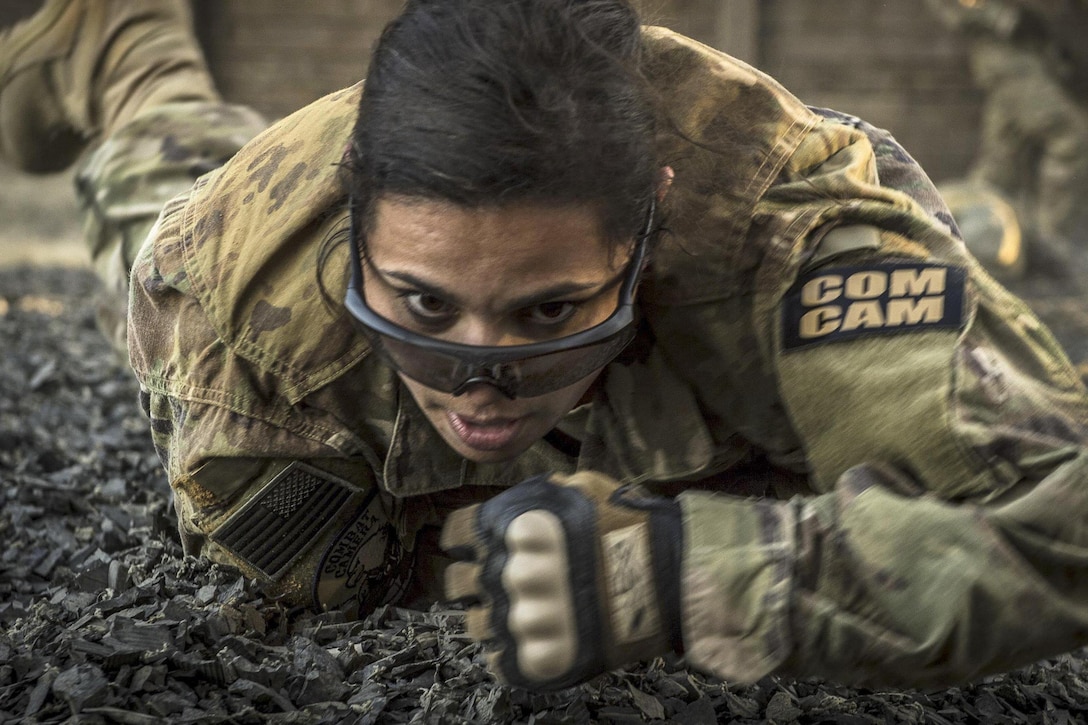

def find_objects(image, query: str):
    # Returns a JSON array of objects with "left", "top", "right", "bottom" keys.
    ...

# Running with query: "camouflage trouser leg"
[
  {"left": 75, "top": 101, "right": 267, "bottom": 354},
  {"left": 971, "top": 55, "right": 1088, "bottom": 271}
]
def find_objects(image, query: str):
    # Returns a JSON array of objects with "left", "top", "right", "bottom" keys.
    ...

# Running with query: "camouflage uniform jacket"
[{"left": 127, "top": 27, "right": 1088, "bottom": 687}]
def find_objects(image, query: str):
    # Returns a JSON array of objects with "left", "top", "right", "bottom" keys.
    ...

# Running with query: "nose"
[{"left": 455, "top": 377, "right": 516, "bottom": 401}]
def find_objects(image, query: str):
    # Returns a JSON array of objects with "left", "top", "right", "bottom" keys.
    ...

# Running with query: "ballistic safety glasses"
[{"left": 344, "top": 201, "right": 655, "bottom": 399}]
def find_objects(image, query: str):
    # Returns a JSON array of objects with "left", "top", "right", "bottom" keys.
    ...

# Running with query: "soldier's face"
[{"left": 363, "top": 196, "right": 634, "bottom": 462}]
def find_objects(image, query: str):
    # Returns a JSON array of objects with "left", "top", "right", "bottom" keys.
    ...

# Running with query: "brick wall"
[
  {"left": 0, "top": 0, "right": 981, "bottom": 183},
  {"left": 192, "top": 0, "right": 404, "bottom": 120},
  {"left": 0, "top": 0, "right": 41, "bottom": 24},
  {"left": 191, "top": 0, "right": 980, "bottom": 182},
  {"left": 757, "top": 0, "right": 981, "bottom": 183}
]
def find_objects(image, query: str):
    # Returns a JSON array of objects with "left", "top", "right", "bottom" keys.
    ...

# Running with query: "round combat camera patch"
[{"left": 313, "top": 489, "right": 410, "bottom": 619}]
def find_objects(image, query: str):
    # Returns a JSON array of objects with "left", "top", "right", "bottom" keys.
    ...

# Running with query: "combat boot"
[
  {"left": 0, "top": 0, "right": 218, "bottom": 173},
  {"left": 939, "top": 179, "right": 1026, "bottom": 283}
]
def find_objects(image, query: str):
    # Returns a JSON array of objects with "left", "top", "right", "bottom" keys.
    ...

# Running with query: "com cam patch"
[{"left": 781, "top": 261, "right": 966, "bottom": 352}]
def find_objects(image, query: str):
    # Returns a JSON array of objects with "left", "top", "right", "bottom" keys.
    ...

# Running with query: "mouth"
[{"left": 446, "top": 412, "right": 525, "bottom": 452}]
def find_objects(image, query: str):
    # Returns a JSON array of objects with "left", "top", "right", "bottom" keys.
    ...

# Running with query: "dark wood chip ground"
[{"left": 2, "top": 266, "right": 1087, "bottom": 724}]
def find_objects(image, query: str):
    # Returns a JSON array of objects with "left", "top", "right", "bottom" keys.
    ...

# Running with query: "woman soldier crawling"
[{"left": 2, "top": 0, "right": 1087, "bottom": 691}]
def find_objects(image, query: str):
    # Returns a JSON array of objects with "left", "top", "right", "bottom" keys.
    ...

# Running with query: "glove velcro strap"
[
  {"left": 609, "top": 485, "right": 684, "bottom": 655},
  {"left": 651, "top": 500, "right": 684, "bottom": 652}
]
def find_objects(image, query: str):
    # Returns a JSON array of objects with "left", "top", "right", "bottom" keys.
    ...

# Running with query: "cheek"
[
  {"left": 535, "top": 374, "right": 600, "bottom": 416},
  {"left": 583, "top": 289, "right": 626, "bottom": 328},
  {"left": 399, "top": 375, "right": 446, "bottom": 413},
  {"left": 399, "top": 372, "right": 597, "bottom": 422}
]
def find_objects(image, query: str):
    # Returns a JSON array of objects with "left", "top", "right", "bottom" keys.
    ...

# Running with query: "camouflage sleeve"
[
  {"left": 127, "top": 192, "right": 411, "bottom": 618},
  {"left": 671, "top": 117, "right": 1088, "bottom": 687},
  {"left": 806, "top": 106, "right": 962, "bottom": 239},
  {"left": 136, "top": 383, "right": 413, "bottom": 617}
]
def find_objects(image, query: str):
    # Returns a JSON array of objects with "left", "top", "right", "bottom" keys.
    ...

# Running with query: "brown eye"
[
  {"left": 404, "top": 292, "right": 455, "bottom": 320},
  {"left": 527, "top": 301, "right": 576, "bottom": 326}
]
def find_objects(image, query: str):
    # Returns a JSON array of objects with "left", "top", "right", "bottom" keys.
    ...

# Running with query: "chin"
[{"left": 443, "top": 434, "right": 534, "bottom": 464}]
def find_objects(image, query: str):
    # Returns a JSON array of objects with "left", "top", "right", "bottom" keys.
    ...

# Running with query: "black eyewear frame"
[{"left": 344, "top": 199, "right": 655, "bottom": 399}]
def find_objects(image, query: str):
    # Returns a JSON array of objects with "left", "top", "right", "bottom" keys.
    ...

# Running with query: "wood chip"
[{"left": 3, "top": 265, "right": 1088, "bottom": 722}]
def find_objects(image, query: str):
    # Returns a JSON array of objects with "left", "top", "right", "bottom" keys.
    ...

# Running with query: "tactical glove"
[{"left": 440, "top": 471, "right": 684, "bottom": 691}]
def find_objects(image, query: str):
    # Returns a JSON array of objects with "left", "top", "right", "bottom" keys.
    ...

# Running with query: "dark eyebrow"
[{"left": 376, "top": 269, "right": 612, "bottom": 309}]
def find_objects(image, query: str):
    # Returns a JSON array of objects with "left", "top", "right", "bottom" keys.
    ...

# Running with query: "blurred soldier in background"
[{"left": 927, "top": 0, "right": 1088, "bottom": 285}]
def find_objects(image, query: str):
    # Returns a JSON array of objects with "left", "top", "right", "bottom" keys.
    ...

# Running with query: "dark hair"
[{"left": 346, "top": 0, "right": 658, "bottom": 245}]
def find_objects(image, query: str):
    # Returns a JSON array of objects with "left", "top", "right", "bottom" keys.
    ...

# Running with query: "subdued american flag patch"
[{"left": 212, "top": 462, "right": 355, "bottom": 580}]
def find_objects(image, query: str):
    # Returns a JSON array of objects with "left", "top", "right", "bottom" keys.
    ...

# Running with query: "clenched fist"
[{"left": 440, "top": 471, "right": 684, "bottom": 690}]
